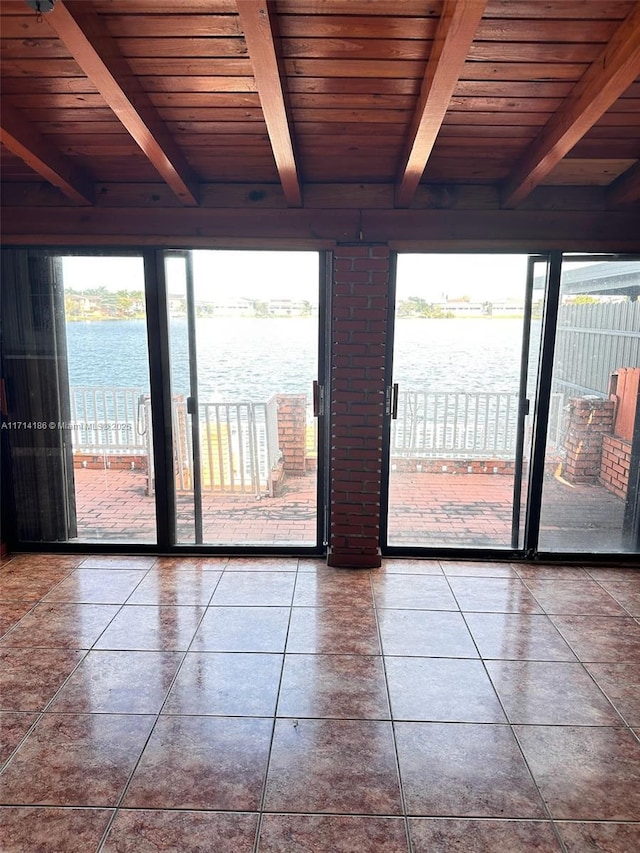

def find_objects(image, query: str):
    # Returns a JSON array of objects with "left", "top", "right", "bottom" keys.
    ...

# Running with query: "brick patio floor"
[
  {"left": 73, "top": 468, "right": 318, "bottom": 546},
  {"left": 388, "top": 472, "right": 514, "bottom": 547},
  {"left": 71, "top": 466, "right": 627, "bottom": 552}
]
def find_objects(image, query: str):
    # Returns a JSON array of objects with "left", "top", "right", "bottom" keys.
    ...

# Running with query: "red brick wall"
[
  {"left": 599, "top": 434, "right": 631, "bottom": 499},
  {"left": 328, "top": 245, "right": 389, "bottom": 568},
  {"left": 73, "top": 454, "right": 147, "bottom": 471},
  {"left": 563, "top": 397, "right": 615, "bottom": 484},
  {"left": 391, "top": 458, "right": 515, "bottom": 475},
  {"left": 276, "top": 394, "right": 307, "bottom": 476}
]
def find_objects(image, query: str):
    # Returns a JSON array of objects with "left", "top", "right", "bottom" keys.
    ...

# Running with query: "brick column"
[
  {"left": 328, "top": 245, "right": 389, "bottom": 569},
  {"left": 276, "top": 393, "right": 307, "bottom": 476},
  {"left": 563, "top": 397, "right": 614, "bottom": 484}
]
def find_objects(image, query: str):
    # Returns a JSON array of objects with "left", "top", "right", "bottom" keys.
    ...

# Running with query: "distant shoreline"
[{"left": 65, "top": 313, "right": 526, "bottom": 322}]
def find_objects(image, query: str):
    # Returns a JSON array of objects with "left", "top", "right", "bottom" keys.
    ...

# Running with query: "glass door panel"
[
  {"left": 538, "top": 257, "right": 640, "bottom": 553},
  {"left": 165, "top": 252, "right": 197, "bottom": 543},
  {"left": 167, "top": 249, "right": 321, "bottom": 547},
  {"left": 60, "top": 255, "right": 156, "bottom": 543},
  {"left": 386, "top": 254, "right": 539, "bottom": 549},
  {"left": 513, "top": 256, "right": 547, "bottom": 549}
]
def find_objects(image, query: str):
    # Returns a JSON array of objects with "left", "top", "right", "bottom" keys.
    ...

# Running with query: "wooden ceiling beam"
[
  {"left": 47, "top": 0, "right": 199, "bottom": 205},
  {"left": 607, "top": 160, "right": 640, "bottom": 207},
  {"left": 395, "top": 0, "right": 487, "bottom": 208},
  {"left": 236, "top": 0, "right": 302, "bottom": 207},
  {"left": 0, "top": 103, "right": 93, "bottom": 205},
  {"left": 2, "top": 204, "right": 638, "bottom": 253},
  {"left": 501, "top": 3, "right": 640, "bottom": 209}
]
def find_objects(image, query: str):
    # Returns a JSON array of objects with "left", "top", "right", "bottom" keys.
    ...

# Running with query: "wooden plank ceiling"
[{"left": 1, "top": 0, "right": 639, "bottom": 210}]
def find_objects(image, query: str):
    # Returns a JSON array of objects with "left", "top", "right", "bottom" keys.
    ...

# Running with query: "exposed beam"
[
  {"left": 395, "top": 0, "right": 487, "bottom": 208},
  {"left": 2, "top": 204, "right": 637, "bottom": 252},
  {"left": 0, "top": 103, "right": 93, "bottom": 205},
  {"left": 501, "top": 3, "right": 640, "bottom": 208},
  {"left": 236, "top": 0, "right": 302, "bottom": 207},
  {"left": 47, "top": 0, "right": 199, "bottom": 205},
  {"left": 607, "top": 160, "right": 640, "bottom": 206}
]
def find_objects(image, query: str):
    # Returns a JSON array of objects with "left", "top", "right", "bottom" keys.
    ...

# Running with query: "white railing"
[
  {"left": 197, "top": 400, "right": 275, "bottom": 495},
  {"left": 391, "top": 390, "right": 583, "bottom": 458},
  {"left": 69, "top": 388, "right": 278, "bottom": 497},
  {"left": 69, "top": 386, "right": 147, "bottom": 454},
  {"left": 392, "top": 391, "right": 519, "bottom": 458},
  {"left": 547, "top": 389, "right": 572, "bottom": 452},
  {"left": 70, "top": 387, "right": 574, "bottom": 485}
]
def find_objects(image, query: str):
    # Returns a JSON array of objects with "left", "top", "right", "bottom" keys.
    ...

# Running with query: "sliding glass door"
[
  {"left": 384, "top": 254, "right": 541, "bottom": 550},
  {"left": 5, "top": 247, "right": 636, "bottom": 557},
  {"left": 2, "top": 247, "right": 323, "bottom": 550},
  {"left": 165, "top": 250, "right": 323, "bottom": 547},
  {"left": 61, "top": 255, "right": 156, "bottom": 543},
  {"left": 1, "top": 250, "right": 156, "bottom": 544},
  {"left": 538, "top": 256, "right": 640, "bottom": 553}
]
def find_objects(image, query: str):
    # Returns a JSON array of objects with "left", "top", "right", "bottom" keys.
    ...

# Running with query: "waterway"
[{"left": 65, "top": 317, "right": 536, "bottom": 400}]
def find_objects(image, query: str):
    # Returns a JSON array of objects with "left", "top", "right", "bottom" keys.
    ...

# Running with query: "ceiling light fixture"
[{"left": 25, "top": 1, "right": 56, "bottom": 23}]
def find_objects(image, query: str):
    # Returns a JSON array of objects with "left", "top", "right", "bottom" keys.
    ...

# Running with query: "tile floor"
[{"left": 1, "top": 553, "right": 639, "bottom": 852}]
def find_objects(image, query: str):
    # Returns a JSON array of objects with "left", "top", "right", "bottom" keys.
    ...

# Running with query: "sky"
[
  {"left": 396, "top": 254, "right": 534, "bottom": 303},
  {"left": 61, "top": 251, "right": 552, "bottom": 303},
  {"left": 191, "top": 250, "right": 318, "bottom": 301},
  {"left": 61, "top": 251, "right": 319, "bottom": 302},
  {"left": 61, "top": 255, "right": 146, "bottom": 292}
]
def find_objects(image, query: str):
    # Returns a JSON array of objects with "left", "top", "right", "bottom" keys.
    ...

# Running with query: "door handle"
[
  {"left": 387, "top": 383, "right": 399, "bottom": 419},
  {"left": 312, "top": 381, "right": 324, "bottom": 417}
]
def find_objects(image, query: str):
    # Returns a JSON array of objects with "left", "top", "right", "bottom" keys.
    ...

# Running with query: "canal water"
[{"left": 65, "top": 317, "right": 533, "bottom": 401}]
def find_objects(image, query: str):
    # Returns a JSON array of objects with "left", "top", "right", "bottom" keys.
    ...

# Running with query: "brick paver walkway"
[
  {"left": 71, "top": 466, "right": 627, "bottom": 552},
  {"left": 73, "top": 468, "right": 317, "bottom": 545},
  {"left": 388, "top": 472, "right": 514, "bottom": 546}
]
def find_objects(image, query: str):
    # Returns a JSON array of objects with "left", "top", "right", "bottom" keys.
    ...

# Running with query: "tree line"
[{"left": 64, "top": 287, "right": 145, "bottom": 320}]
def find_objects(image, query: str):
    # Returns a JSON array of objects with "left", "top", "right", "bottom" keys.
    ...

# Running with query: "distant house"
[
  {"left": 425, "top": 300, "right": 525, "bottom": 317},
  {"left": 204, "top": 298, "right": 254, "bottom": 316},
  {"left": 267, "top": 299, "right": 309, "bottom": 316}
]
